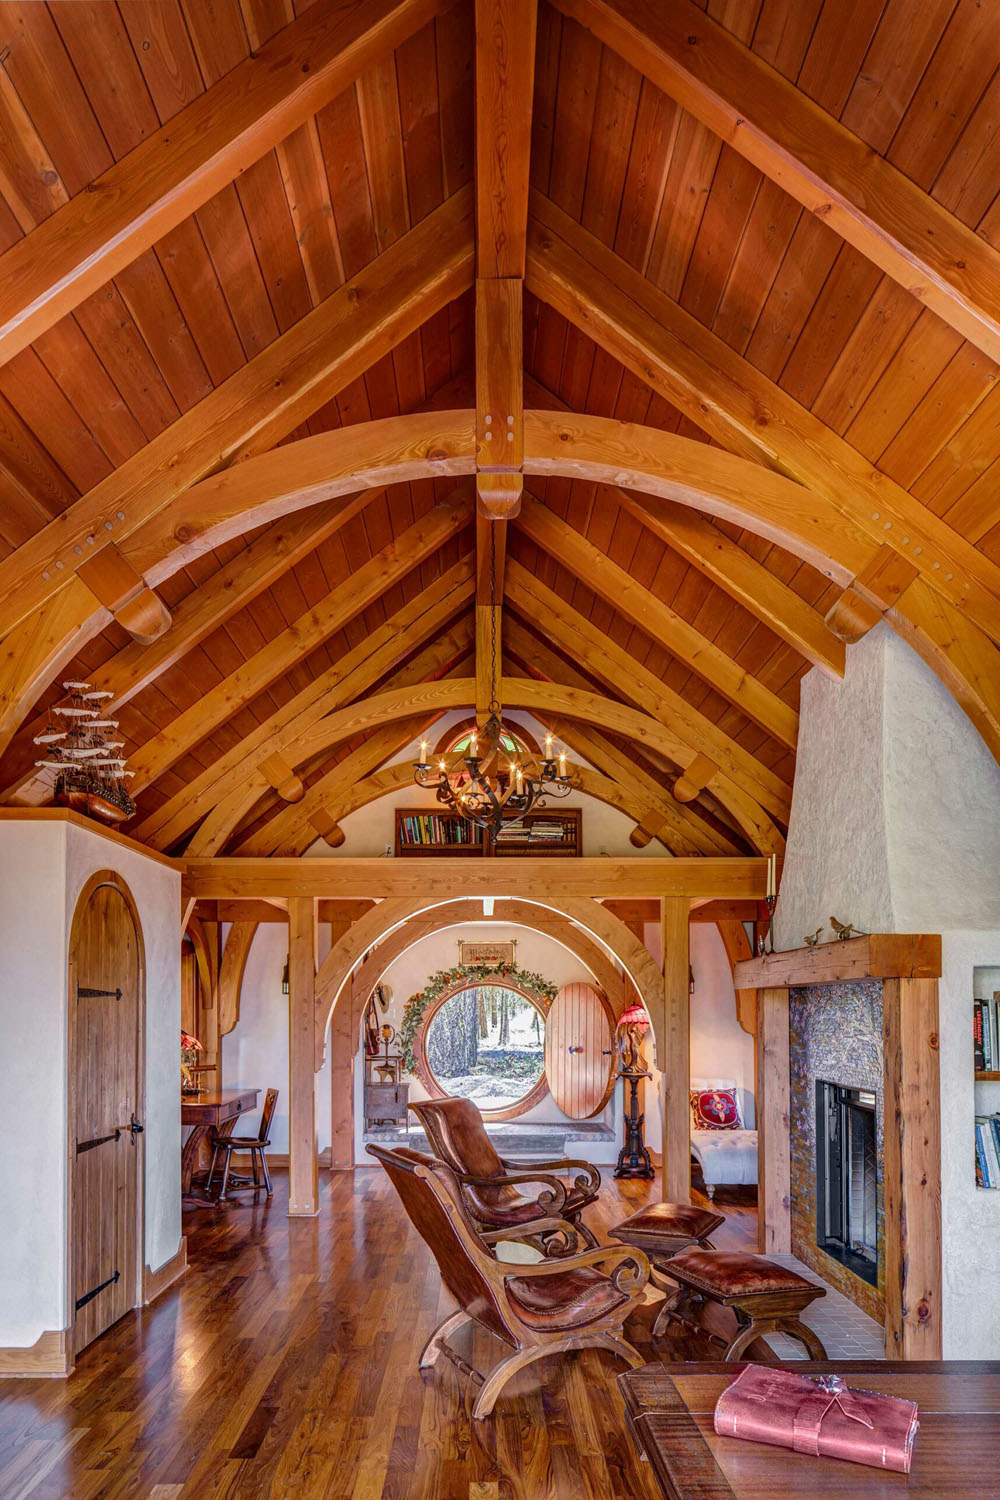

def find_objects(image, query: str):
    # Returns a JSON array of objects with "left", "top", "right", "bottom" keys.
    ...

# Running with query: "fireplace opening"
[{"left": 815, "top": 1080, "right": 878, "bottom": 1288}]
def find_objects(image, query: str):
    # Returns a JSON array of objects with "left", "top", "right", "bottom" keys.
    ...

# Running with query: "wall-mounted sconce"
[{"left": 281, "top": 958, "right": 289, "bottom": 996}]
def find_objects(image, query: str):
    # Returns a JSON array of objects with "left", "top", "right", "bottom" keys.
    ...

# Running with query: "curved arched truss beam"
[
  {"left": 5, "top": 409, "right": 997, "bottom": 771},
  {"left": 218, "top": 921, "right": 258, "bottom": 1038},
  {"left": 312, "top": 893, "right": 665, "bottom": 1071},
  {"left": 349, "top": 900, "right": 627, "bottom": 1035},
  {"left": 184, "top": 678, "right": 782, "bottom": 859},
  {"left": 234, "top": 755, "right": 734, "bottom": 858}
]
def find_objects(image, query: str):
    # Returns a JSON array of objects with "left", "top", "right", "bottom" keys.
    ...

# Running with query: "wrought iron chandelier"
[{"left": 413, "top": 526, "right": 572, "bottom": 838}]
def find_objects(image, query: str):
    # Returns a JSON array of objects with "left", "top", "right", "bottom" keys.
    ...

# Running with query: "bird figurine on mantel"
[
  {"left": 804, "top": 927, "right": 824, "bottom": 946},
  {"left": 830, "top": 916, "right": 867, "bottom": 941}
]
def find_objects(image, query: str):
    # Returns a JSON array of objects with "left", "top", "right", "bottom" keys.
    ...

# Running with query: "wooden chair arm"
[
  {"left": 500, "top": 1157, "right": 601, "bottom": 1195},
  {"left": 502, "top": 1243, "right": 650, "bottom": 1297},
  {"left": 451, "top": 1168, "right": 569, "bottom": 1213},
  {"left": 479, "top": 1216, "right": 579, "bottom": 1246}
]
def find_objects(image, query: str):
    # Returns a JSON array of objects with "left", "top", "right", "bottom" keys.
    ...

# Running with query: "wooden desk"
[
  {"left": 181, "top": 1088, "right": 259, "bottom": 1205},
  {"left": 619, "top": 1361, "right": 1000, "bottom": 1499}
]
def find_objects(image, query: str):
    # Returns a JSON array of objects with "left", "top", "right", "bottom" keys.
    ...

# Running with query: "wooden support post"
[
  {"left": 883, "top": 977, "right": 942, "bottom": 1359},
  {"left": 329, "top": 921, "right": 356, "bottom": 1171},
  {"left": 288, "top": 896, "right": 319, "bottom": 1216},
  {"left": 661, "top": 896, "right": 690, "bottom": 1203},
  {"left": 756, "top": 986, "right": 791, "bottom": 1253}
]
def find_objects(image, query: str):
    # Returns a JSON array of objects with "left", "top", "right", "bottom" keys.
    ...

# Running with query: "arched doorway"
[{"left": 68, "top": 871, "right": 145, "bottom": 1357}]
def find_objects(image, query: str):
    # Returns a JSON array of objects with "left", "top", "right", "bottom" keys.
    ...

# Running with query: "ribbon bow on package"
[{"left": 714, "top": 1366, "right": 919, "bottom": 1474}]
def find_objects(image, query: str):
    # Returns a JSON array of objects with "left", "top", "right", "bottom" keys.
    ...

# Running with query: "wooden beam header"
[
  {"left": 182, "top": 855, "right": 768, "bottom": 901},
  {"left": 734, "top": 933, "right": 942, "bottom": 987}
]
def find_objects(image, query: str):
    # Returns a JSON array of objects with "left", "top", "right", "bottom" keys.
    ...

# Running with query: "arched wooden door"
[
  {"left": 69, "top": 872, "right": 144, "bottom": 1356},
  {"left": 544, "top": 983, "right": 616, "bottom": 1120}
]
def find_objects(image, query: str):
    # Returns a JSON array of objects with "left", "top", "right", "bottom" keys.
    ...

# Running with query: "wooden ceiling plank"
[
  {"left": 525, "top": 189, "right": 1000, "bottom": 649},
  {"left": 125, "top": 492, "right": 473, "bottom": 792},
  {"left": 516, "top": 492, "right": 799, "bottom": 749},
  {"left": 0, "top": 186, "right": 474, "bottom": 643},
  {"left": 132, "top": 560, "right": 475, "bottom": 850},
  {"left": 503, "top": 561, "right": 791, "bottom": 820},
  {"left": 0, "top": 0, "right": 455, "bottom": 368},
  {"left": 550, "top": 0, "right": 1000, "bottom": 364}
]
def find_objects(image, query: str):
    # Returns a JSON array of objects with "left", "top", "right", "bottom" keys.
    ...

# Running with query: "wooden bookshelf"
[{"left": 395, "top": 807, "right": 581, "bottom": 858}]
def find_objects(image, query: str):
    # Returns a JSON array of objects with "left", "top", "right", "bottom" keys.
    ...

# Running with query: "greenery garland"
[{"left": 400, "top": 962, "right": 558, "bottom": 1073}]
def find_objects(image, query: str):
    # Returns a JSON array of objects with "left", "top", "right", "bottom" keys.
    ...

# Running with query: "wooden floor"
[{"left": 0, "top": 1169, "right": 758, "bottom": 1500}]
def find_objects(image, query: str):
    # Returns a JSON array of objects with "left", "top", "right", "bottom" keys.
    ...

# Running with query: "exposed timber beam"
[
  {"left": 133, "top": 566, "right": 475, "bottom": 852},
  {"left": 126, "top": 494, "right": 473, "bottom": 794},
  {"left": 4, "top": 499, "right": 371, "bottom": 800},
  {"left": 525, "top": 190, "right": 1000, "bottom": 650},
  {"left": 550, "top": 0, "right": 1000, "bottom": 365},
  {"left": 517, "top": 493, "right": 798, "bottom": 749},
  {"left": 476, "top": 512, "right": 506, "bottom": 721},
  {"left": 474, "top": 0, "right": 537, "bottom": 516},
  {"left": 504, "top": 561, "right": 791, "bottom": 823},
  {"left": 182, "top": 855, "right": 769, "bottom": 903},
  {"left": 523, "top": 375, "right": 844, "bottom": 681},
  {"left": 0, "top": 187, "right": 474, "bottom": 641},
  {"left": 616, "top": 494, "right": 844, "bottom": 680},
  {"left": 0, "top": 0, "right": 453, "bottom": 368},
  {"left": 233, "top": 653, "right": 475, "bottom": 857}
]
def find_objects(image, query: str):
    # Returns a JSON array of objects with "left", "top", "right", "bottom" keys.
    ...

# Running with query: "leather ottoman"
[
  {"left": 609, "top": 1201, "right": 725, "bottom": 1257},
  {"left": 656, "top": 1247, "right": 828, "bottom": 1360}
]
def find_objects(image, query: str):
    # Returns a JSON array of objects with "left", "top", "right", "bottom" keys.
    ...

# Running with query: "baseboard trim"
[
  {"left": 144, "top": 1237, "right": 188, "bottom": 1305},
  {"left": 227, "top": 1148, "right": 332, "bottom": 1170},
  {"left": 0, "top": 1328, "right": 71, "bottom": 1379}
]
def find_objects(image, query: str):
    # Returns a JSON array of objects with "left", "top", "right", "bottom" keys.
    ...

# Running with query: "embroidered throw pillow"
[{"left": 690, "top": 1087, "right": 741, "bottom": 1130}]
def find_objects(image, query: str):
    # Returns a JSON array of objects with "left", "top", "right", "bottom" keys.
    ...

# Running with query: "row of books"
[
  {"left": 975, "top": 1115, "right": 1000, "bottom": 1188},
  {"left": 974, "top": 994, "right": 1000, "bottom": 1071},
  {"left": 397, "top": 813, "right": 484, "bottom": 847},
  {"left": 495, "top": 819, "right": 570, "bottom": 843}
]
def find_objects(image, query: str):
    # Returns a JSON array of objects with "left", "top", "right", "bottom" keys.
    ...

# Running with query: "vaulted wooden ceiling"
[{"left": 0, "top": 0, "right": 997, "bottom": 862}]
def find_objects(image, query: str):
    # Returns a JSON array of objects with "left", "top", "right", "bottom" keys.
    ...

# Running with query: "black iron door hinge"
[
  {"left": 75, "top": 1269, "right": 120, "bottom": 1312},
  {"left": 77, "top": 985, "right": 123, "bottom": 1001}
]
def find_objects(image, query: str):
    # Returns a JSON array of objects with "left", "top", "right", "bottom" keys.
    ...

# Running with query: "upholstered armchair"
[
  {"left": 410, "top": 1097, "right": 602, "bottom": 1250},
  {"left": 368, "top": 1143, "right": 648, "bottom": 1419}
]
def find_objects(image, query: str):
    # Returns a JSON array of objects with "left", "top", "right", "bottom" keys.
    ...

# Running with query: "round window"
[{"left": 424, "top": 985, "right": 545, "bottom": 1112}]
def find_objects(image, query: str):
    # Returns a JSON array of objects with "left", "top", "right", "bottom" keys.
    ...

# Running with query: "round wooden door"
[{"left": 544, "top": 982, "right": 616, "bottom": 1120}]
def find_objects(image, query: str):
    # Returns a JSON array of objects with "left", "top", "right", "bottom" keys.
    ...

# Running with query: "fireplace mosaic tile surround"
[{"left": 789, "top": 979, "right": 885, "bottom": 1325}]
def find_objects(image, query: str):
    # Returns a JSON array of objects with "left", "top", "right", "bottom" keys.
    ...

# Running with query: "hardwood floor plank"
[{"left": 0, "top": 1170, "right": 759, "bottom": 1497}]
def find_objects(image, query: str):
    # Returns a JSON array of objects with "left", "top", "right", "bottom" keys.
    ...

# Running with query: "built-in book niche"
[{"left": 973, "top": 964, "right": 1000, "bottom": 1190}]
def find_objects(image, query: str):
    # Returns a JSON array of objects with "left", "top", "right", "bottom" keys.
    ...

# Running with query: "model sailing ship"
[{"left": 34, "top": 681, "right": 136, "bottom": 825}]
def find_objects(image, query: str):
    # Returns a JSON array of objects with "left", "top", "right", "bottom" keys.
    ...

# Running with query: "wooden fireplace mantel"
[
  {"left": 734, "top": 932, "right": 941, "bottom": 987},
  {"left": 734, "top": 930, "right": 942, "bottom": 1362}
]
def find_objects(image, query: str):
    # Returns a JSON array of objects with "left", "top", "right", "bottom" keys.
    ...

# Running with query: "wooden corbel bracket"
[
  {"left": 476, "top": 278, "right": 523, "bottom": 517},
  {"left": 77, "top": 542, "right": 171, "bottom": 644},
  {"left": 259, "top": 752, "right": 305, "bottom": 803},
  {"left": 308, "top": 808, "right": 346, "bottom": 847},
  {"left": 825, "top": 543, "right": 920, "bottom": 645},
  {"left": 673, "top": 754, "right": 719, "bottom": 803}
]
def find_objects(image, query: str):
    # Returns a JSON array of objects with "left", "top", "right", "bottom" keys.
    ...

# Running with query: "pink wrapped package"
[{"left": 713, "top": 1365, "right": 919, "bottom": 1474}]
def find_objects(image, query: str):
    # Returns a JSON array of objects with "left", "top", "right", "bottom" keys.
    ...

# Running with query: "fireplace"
[{"left": 815, "top": 1080, "right": 878, "bottom": 1288}]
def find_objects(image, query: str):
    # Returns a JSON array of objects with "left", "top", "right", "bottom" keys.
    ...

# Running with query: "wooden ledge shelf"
[
  {"left": 734, "top": 932, "right": 941, "bottom": 987},
  {"left": 975, "top": 1071, "right": 1000, "bottom": 1082}
]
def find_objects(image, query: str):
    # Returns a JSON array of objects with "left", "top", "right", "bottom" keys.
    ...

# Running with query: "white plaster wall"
[
  {"left": 689, "top": 924, "right": 756, "bottom": 1127},
  {"left": 775, "top": 624, "right": 1000, "bottom": 1357},
  {"left": 0, "top": 821, "right": 68, "bottom": 1347},
  {"left": 0, "top": 817, "right": 181, "bottom": 1351},
  {"left": 222, "top": 922, "right": 333, "bottom": 1156}
]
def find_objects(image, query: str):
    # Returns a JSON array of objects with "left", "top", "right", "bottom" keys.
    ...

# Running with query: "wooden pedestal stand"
[{"left": 615, "top": 1070, "right": 654, "bottom": 1179}]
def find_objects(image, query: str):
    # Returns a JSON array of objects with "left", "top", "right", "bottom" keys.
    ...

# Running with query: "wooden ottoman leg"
[
  {"left": 787, "top": 1318, "right": 828, "bottom": 1360},
  {"left": 722, "top": 1318, "right": 768, "bottom": 1362}
]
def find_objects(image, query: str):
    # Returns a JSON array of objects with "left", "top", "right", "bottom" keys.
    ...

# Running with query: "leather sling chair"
[
  {"left": 410, "top": 1096, "right": 602, "bottom": 1251},
  {"left": 367, "top": 1143, "right": 648, "bottom": 1419}
]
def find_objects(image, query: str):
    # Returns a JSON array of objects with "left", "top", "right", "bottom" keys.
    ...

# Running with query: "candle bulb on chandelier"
[
  {"left": 419, "top": 739, "right": 428, "bottom": 764},
  {"left": 544, "top": 732, "right": 553, "bottom": 759},
  {"left": 558, "top": 750, "right": 567, "bottom": 776}
]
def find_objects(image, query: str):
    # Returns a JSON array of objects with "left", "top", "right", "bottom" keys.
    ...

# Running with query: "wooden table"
[
  {"left": 619, "top": 1361, "right": 1000, "bottom": 1499},
  {"left": 181, "top": 1088, "right": 259, "bottom": 1206}
]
